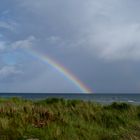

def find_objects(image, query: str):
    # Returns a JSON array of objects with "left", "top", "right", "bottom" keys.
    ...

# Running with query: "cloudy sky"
[{"left": 0, "top": 0, "right": 140, "bottom": 93}]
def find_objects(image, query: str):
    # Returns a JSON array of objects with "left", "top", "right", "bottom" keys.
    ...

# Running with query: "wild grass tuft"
[{"left": 0, "top": 98, "right": 139, "bottom": 140}]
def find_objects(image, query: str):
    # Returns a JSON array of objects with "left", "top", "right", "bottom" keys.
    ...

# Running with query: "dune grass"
[{"left": 0, "top": 97, "right": 139, "bottom": 140}]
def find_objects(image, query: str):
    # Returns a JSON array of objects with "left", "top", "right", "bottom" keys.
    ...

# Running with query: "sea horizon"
[{"left": 0, "top": 93, "right": 140, "bottom": 104}]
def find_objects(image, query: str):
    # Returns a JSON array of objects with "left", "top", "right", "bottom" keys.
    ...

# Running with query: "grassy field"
[{"left": 0, "top": 98, "right": 139, "bottom": 140}]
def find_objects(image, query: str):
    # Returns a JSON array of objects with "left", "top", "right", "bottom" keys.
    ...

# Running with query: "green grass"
[{"left": 0, "top": 97, "right": 139, "bottom": 140}]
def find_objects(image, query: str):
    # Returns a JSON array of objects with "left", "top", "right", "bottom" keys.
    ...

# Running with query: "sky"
[{"left": 0, "top": 0, "right": 140, "bottom": 93}]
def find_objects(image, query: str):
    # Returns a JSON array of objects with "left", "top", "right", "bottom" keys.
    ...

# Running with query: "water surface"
[{"left": 0, "top": 93, "right": 140, "bottom": 104}]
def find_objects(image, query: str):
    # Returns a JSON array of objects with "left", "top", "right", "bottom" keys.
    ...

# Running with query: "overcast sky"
[{"left": 0, "top": 0, "right": 140, "bottom": 93}]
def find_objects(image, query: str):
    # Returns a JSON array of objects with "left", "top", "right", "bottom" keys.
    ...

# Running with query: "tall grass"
[{"left": 0, "top": 97, "right": 139, "bottom": 140}]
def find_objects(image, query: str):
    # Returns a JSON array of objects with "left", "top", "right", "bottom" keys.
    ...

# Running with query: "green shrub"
[{"left": 108, "top": 102, "right": 131, "bottom": 110}]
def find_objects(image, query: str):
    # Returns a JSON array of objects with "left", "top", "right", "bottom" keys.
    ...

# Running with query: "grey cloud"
[
  {"left": 0, "top": 41, "right": 6, "bottom": 52},
  {"left": 0, "top": 66, "right": 23, "bottom": 79},
  {"left": 11, "top": 36, "right": 35, "bottom": 49},
  {"left": 0, "top": 36, "right": 35, "bottom": 53},
  {"left": 88, "top": 23, "right": 140, "bottom": 60},
  {"left": 0, "top": 21, "right": 17, "bottom": 31},
  {"left": 16, "top": 0, "right": 140, "bottom": 61},
  {"left": 46, "top": 36, "right": 63, "bottom": 45}
]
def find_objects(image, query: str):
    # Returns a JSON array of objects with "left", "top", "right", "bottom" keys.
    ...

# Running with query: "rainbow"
[{"left": 25, "top": 48, "right": 92, "bottom": 93}]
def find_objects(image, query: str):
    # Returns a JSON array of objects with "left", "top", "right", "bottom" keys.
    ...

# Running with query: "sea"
[{"left": 0, "top": 93, "right": 140, "bottom": 104}]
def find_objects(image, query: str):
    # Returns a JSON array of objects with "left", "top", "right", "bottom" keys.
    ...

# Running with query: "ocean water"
[{"left": 0, "top": 93, "right": 140, "bottom": 104}]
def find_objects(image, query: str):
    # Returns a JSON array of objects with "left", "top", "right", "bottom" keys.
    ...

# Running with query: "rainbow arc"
[{"left": 26, "top": 48, "right": 92, "bottom": 93}]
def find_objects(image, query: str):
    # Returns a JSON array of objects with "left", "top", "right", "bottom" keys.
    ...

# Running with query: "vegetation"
[{"left": 0, "top": 97, "right": 139, "bottom": 140}]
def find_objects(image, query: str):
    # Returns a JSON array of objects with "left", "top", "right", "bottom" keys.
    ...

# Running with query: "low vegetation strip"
[{"left": 0, "top": 97, "right": 139, "bottom": 140}]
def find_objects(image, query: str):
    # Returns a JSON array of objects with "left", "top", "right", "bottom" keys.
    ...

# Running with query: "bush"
[{"left": 109, "top": 102, "right": 131, "bottom": 110}]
